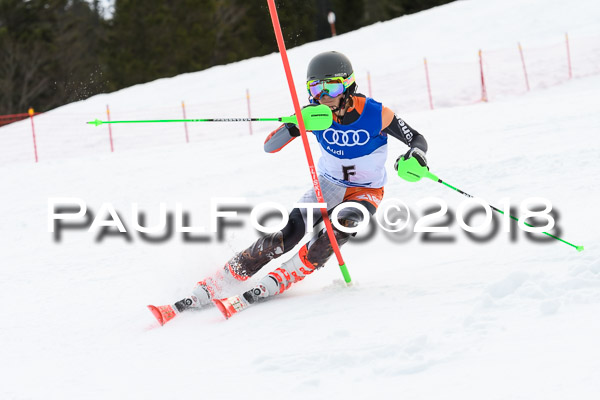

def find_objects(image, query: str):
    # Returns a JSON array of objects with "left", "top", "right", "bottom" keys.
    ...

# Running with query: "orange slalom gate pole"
[
  {"left": 518, "top": 43, "right": 530, "bottom": 91},
  {"left": 266, "top": 0, "right": 351, "bottom": 284},
  {"left": 479, "top": 49, "right": 488, "bottom": 102},
  {"left": 181, "top": 101, "right": 190, "bottom": 143},
  {"left": 328, "top": 11, "right": 337, "bottom": 37},
  {"left": 246, "top": 89, "right": 253, "bottom": 135},
  {"left": 423, "top": 58, "right": 434, "bottom": 110},
  {"left": 367, "top": 71, "right": 373, "bottom": 98},
  {"left": 565, "top": 33, "right": 573, "bottom": 79},
  {"left": 28, "top": 107, "right": 38, "bottom": 163},
  {"left": 106, "top": 105, "right": 114, "bottom": 152}
]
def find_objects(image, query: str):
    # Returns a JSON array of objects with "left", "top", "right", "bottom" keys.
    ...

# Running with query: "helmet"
[
  {"left": 306, "top": 51, "right": 354, "bottom": 81},
  {"left": 306, "top": 51, "right": 357, "bottom": 106}
]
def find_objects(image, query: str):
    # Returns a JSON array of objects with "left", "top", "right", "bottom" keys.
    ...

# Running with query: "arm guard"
[
  {"left": 264, "top": 123, "right": 300, "bottom": 153},
  {"left": 383, "top": 115, "right": 428, "bottom": 153}
]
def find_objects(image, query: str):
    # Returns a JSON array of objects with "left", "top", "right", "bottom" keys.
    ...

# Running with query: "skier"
[{"left": 148, "top": 51, "right": 429, "bottom": 325}]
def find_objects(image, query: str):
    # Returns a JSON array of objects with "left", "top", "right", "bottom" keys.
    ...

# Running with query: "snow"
[{"left": 1, "top": 0, "right": 600, "bottom": 398}]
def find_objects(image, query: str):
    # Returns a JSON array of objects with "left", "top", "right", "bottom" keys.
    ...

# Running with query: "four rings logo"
[{"left": 323, "top": 128, "right": 370, "bottom": 147}]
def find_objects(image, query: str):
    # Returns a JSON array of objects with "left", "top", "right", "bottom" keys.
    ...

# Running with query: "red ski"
[
  {"left": 212, "top": 295, "right": 252, "bottom": 320},
  {"left": 147, "top": 304, "right": 177, "bottom": 326}
]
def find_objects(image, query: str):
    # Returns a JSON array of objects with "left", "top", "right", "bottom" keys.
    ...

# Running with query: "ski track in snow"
[{"left": 1, "top": 0, "right": 600, "bottom": 398}]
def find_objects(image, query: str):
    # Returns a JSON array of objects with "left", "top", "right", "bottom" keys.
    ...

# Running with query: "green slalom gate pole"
[
  {"left": 87, "top": 104, "right": 334, "bottom": 131},
  {"left": 396, "top": 157, "right": 584, "bottom": 252}
]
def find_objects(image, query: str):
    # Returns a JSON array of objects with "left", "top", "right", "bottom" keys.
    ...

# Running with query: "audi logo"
[{"left": 322, "top": 129, "right": 370, "bottom": 146}]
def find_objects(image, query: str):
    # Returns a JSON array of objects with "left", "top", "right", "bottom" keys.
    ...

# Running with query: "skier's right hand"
[
  {"left": 284, "top": 122, "right": 300, "bottom": 137},
  {"left": 395, "top": 147, "right": 427, "bottom": 170}
]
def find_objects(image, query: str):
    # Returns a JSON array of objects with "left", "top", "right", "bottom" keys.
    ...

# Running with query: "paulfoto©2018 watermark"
[{"left": 47, "top": 197, "right": 563, "bottom": 245}]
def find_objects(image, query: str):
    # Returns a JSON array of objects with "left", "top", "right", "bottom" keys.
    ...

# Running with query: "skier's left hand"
[{"left": 395, "top": 147, "right": 427, "bottom": 170}]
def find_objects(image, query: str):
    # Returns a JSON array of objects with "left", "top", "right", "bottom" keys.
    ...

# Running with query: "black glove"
[
  {"left": 285, "top": 104, "right": 319, "bottom": 136},
  {"left": 394, "top": 147, "right": 427, "bottom": 171},
  {"left": 284, "top": 122, "right": 300, "bottom": 137}
]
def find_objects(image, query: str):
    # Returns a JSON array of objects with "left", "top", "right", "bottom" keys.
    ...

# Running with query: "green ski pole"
[
  {"left": 396, "top": 157, "right": 584, "bottom": 252},
  {"left": 87, "top": 104, "right": 333, "bottom": 131}
]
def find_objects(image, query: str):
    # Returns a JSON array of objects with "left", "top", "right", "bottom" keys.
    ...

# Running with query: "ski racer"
[{"left": 148, "top": 51, "right": 429, "bottom": 324}]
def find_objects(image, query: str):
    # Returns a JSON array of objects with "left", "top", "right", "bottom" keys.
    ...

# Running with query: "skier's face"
[{"left": 319, "top": 93, "right": 343, "bottom": 110}]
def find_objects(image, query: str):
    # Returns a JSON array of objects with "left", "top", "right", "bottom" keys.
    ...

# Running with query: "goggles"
[{"left": 307, "top": 73, "right": 355, "bottom": 100}]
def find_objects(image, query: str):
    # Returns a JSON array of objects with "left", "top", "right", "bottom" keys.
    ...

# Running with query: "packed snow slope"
[{"left": 1, "top": 0, "right": 600, "bottom": 399}]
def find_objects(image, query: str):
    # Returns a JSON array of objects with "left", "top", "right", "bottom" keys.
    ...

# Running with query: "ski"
[
  {"left": 147, "top": 304, "right": 178, "bottom": 326},
  {"left": 147, "top": 296, "right": 201, "bottom": 326},
  {"left": 213, "top": 295, "right": 252, "bottom": 320}
]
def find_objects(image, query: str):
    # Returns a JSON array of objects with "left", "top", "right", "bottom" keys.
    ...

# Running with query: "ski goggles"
[{"left": 307, "top": 73, "right": 355, "bottom": 100}]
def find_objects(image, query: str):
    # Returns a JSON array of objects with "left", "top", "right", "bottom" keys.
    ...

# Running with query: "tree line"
[{"left": 0, "top": 0, "right": 454, "bottom": 115}]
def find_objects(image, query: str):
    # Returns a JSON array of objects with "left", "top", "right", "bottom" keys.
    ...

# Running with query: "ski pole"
[
  {"left": 86, "top": 104, "right": 333, "bottom": 131},
  {"left": 266, "top": 0, "right": 351, "bottom": 284},
  {"left": 396, "top": 157, "right": 584, "bottom": 252}
]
